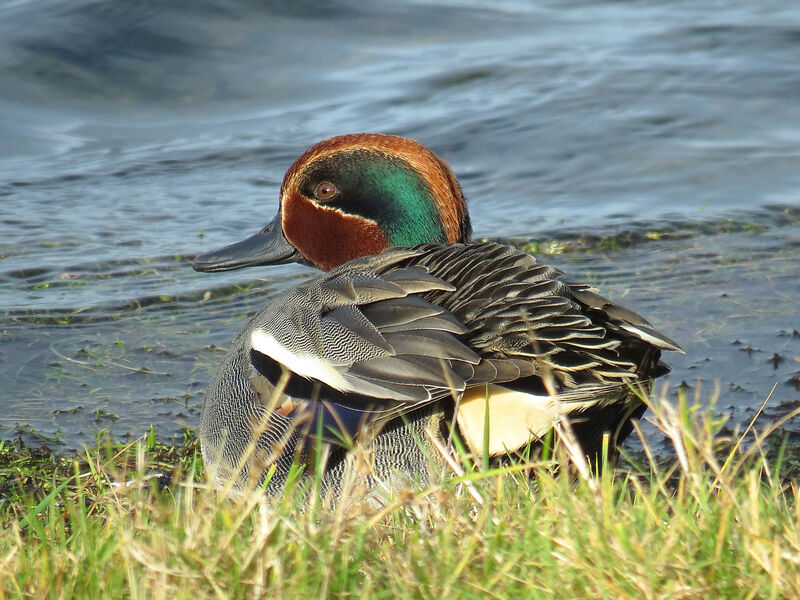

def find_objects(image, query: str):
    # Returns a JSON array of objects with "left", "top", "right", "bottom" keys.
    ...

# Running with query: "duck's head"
[{"left": 193, "top": 133, "right": 471, "bottom": 272}]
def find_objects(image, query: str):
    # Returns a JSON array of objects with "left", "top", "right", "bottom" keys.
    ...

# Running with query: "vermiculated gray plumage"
[{"left": 200, "top": 242, "right": 680, "bottom": 498}]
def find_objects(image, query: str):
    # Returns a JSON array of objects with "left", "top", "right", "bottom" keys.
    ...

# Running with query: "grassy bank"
[{"left": 2, "top": 390, "right": 799, "bottom": 599}]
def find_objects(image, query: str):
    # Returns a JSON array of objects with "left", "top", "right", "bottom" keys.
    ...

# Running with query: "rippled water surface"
[{"left": 1, "top": 0, "right": 798, "bottom": 450}]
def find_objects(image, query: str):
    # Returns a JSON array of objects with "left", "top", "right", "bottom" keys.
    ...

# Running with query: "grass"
[{"left": 2, "top": 388, "right": 800, "bottom": 599}]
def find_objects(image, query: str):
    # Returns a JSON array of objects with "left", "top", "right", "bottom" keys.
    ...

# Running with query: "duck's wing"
[
  {"left": 247, "top": 243, "right": 681, "bottom": 450},
  {"left": 383, "top": 242, "right": 681, "bottom": 456},
  {"left": 398, "top": 242, "right": 681, "bottom": 391},
  {"left": 248, "top": 255, "right": 482, "bottom": 421}
]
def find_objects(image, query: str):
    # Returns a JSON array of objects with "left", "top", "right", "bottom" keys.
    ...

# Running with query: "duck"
[{"left": 192, "top": 133, "right": 681, "bottom": 498}]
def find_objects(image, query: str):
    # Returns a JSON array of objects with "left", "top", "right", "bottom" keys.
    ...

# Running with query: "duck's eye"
[{"left": 314, "top": 181, "right": 338, "bottom": 201}]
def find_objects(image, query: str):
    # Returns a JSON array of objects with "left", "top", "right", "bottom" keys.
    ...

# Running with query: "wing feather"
[{"left": 246, "top": 242, "right": 681, "bottom": 448}]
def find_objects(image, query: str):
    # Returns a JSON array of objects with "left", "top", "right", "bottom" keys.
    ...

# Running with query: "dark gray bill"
[{"left": 192, "top": 214, "right": 299, "bottom": 272}]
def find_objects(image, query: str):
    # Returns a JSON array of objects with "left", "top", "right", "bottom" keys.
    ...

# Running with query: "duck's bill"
[{"left": 192, "top": 214, "right": 299, "bottom": 272}]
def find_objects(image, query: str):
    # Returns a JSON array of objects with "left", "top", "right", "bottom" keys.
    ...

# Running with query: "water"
[{"left": 1, "top": 0, "right": 798, "bottom": 451}]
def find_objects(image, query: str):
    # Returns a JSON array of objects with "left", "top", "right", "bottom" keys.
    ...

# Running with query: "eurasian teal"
[{"left": 193, "top": 133, "right": 681, "bottom": 496}]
